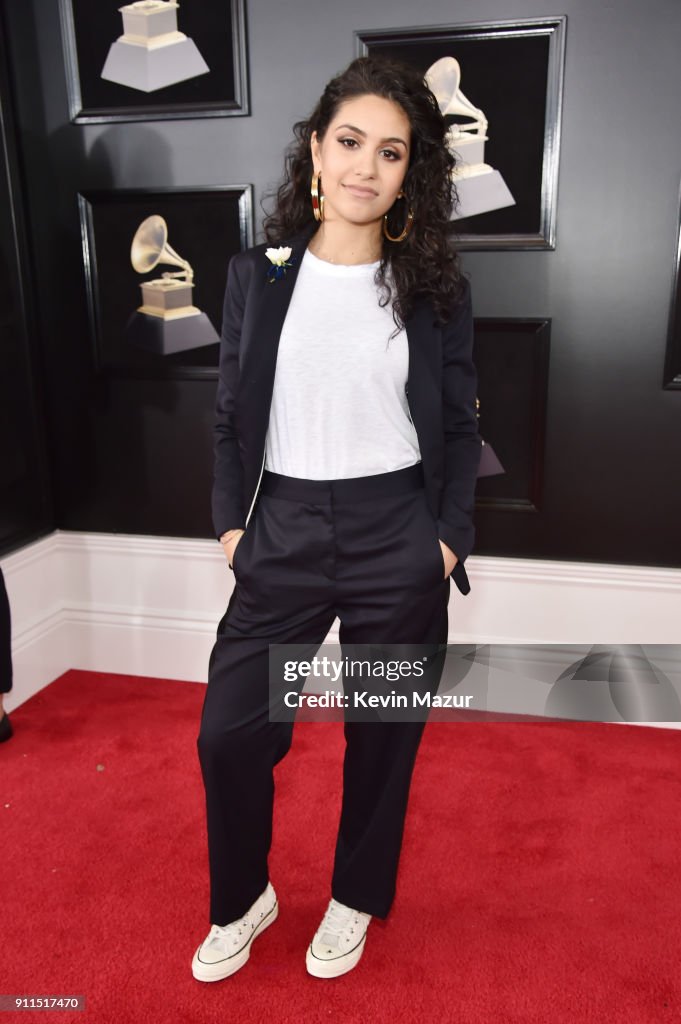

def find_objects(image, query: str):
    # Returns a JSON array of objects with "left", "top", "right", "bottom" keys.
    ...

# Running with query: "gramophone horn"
[
  {"left": 425, "top": 56, "right": 487, "bottom": 135},
  {"left": 130, "top": 214, "right": 190, "bottom": 276}
]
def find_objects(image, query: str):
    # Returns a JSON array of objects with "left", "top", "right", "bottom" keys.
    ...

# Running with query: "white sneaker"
[
  {"left": 192, "top": 882, "right": 278, "bottom": 981},
  {"left": 306, "top": 898, "right": 372, "bottom": 978}
]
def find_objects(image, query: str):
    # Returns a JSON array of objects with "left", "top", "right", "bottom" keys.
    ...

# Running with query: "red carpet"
[{"left": 2, "top": 669, "right": 680, "bottom": 1023}]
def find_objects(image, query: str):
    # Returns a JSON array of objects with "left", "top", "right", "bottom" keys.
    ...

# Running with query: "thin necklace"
[{"left": 308, "top": 236, "right": 381, "bottom": 266}]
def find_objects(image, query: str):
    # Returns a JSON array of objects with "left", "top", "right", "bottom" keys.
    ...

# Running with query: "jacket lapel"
[
  {"left": 404, "top": 298, "right": 444, "bottom": 508},
  {"left": 403, "top": 297, "right": 436, "bottom": 435},
  {"left": 235, "top": 229, "right": 314, "bottom": 469},
  {"left": 238, "top": 228, "right": 313, "bottom": 389}
]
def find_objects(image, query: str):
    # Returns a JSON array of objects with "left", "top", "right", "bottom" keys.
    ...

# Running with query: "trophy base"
[
  {"left": 101, "top": 36, "right": 209, "bottom": 92},
  {"left": 137, "top": 305, "right": 201, "bottom": 321},
  {"left": 478, "top": 440, "right": 505, "bottom": 478},
  {"left": 125, "top": 310, "right": 219, "bottom": 355},
  {"left": 450, "top": 170, "right": 515, "bottom": 220}
]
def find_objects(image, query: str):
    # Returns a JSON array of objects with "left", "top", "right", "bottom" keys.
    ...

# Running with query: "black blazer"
[{"left": 211, "top": 228, "right": 482, "bottom": 596}]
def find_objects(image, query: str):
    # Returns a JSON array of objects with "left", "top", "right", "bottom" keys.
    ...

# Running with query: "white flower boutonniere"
[{"left": 265, "top": 246, "right": 294, "bottom": 283}]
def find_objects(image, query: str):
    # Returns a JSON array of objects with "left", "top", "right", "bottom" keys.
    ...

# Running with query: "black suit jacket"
[{"left": 211, "top": 228, "right": 482, "bottom": 596}]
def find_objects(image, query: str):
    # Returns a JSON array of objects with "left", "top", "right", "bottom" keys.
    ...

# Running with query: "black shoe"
[{"left": 0, "top": 711, "right": 13, "bottom": 742}]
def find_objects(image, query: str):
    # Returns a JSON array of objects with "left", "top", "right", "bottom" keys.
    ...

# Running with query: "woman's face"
[{"left": 310, "top": 93, "right": 411, "bottom": 229}]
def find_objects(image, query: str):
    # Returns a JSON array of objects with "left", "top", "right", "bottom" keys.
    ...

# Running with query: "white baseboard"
[{"left": 2, "top": 530, "right": 680, "bottom": 729}]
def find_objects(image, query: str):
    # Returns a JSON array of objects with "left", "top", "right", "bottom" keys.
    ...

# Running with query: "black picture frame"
[
  {"left": 356, "top": 17, "right": 566, "bottom": 250},
  {"left": 663, "top": 182, "right": 681, "bottom": 390},
  {"left": 59, "top": 0, "right": 249, "bottom": 123},
  {"left": 473, "top": 319, "right": 551, "bottom": 511},
  {"left": 78, "top": 186, "right": 253, "bottom": 379}
]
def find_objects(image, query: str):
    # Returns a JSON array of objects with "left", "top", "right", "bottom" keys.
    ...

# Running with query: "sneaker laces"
[
  {"left": 206, "top": 912, "right": 253, "bottom": 951},
  {"left": 204, "top": 886, "right": 272, "bottom": 952},
  {"left": 318, "top": 900, "right": 366, "bottom": 949}
]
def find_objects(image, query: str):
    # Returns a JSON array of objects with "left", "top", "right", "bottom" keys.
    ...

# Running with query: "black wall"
[
  {"left": 2, "top": 0, "right": 680, "bottom": 573},
  {"left": 0, "top": 12, "right": 52, "bottom": 554}
]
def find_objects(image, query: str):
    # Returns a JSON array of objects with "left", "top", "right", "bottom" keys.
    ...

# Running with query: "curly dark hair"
[{"left": 262, "top": 55, "right": 465, "bottom": 329}]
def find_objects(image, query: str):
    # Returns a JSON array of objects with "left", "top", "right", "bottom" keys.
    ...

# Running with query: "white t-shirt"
[{"left": 264, "top": 248, "right": 421, "bottom": 479}]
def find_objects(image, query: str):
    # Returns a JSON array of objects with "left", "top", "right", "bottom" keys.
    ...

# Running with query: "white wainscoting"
[{"left": 2, "top": 530, "right": 680, "bottom": 729}]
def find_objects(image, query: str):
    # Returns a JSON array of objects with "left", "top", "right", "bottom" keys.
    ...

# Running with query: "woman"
[{"left": 193, "top": 55, "right": 481, "bottom": 982}]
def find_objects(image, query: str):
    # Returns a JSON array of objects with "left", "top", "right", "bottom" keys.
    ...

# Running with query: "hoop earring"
[
  {"left": 383, "top": 190, "right": 414, "bottom": 243},
  {"left": 311, "top": 171, "right": 325, "bottom": 222}
]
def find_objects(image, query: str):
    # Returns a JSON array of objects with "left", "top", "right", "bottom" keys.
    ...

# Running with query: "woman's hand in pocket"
[
  {"left": 221, "top": 529, "right": 245, "bottom": 569},
  {"left": 438, "top": 539, "right": 458, "bottom": 579}
]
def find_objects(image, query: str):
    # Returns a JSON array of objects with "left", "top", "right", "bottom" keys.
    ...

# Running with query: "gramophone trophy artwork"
[
  {"left": 101, "top": 0, "right": 209, "bottom": 93},
  {"left": 125, "top": 214, "right": 219, "bottom": 355},
  {"left": 426, "top": 56, "right": 515, "bottom": 221}
]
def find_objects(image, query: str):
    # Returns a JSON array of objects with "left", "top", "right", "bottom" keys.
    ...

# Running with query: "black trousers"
[{"left": 197, "top": 462, "right": 450, "bottom": 925}]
